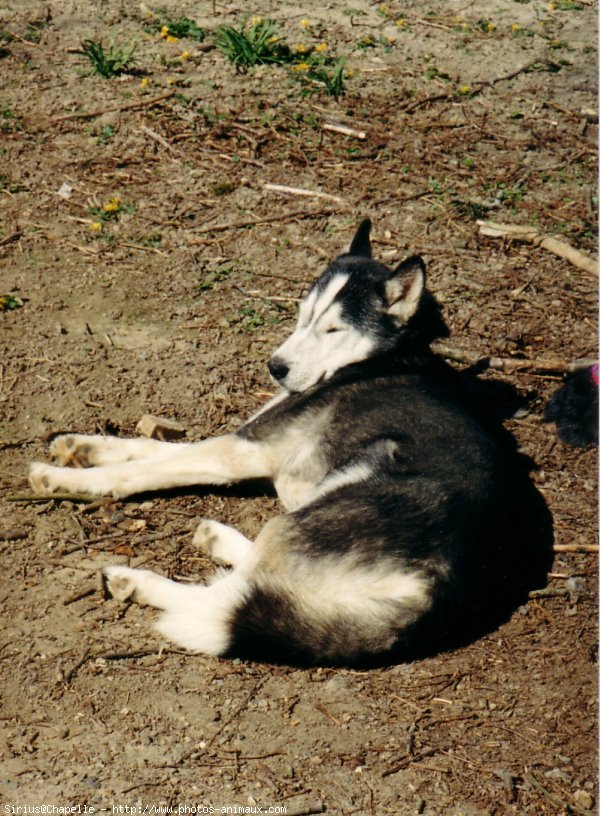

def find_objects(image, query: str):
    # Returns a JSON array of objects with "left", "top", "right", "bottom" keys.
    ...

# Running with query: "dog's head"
[{"left": 268, "top": 219, "right": 448, "bottom": 393}]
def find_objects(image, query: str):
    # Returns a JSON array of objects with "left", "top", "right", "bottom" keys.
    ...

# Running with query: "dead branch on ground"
[
  {"left": 477, "top": 220, "right": 598, "bottom": 276},
  {"left": 432, "top": 342, "right": 595, "bottom": 375}
]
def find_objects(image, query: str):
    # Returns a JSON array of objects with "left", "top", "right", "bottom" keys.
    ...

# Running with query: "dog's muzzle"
[{"left": 268, "top": 357, "right": 290, "bottom": 383}]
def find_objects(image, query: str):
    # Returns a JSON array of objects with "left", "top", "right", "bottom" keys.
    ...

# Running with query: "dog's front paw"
[
  {"left": 102, "top": 565, "right": 141, "bottom": 603},
  {"left": 29, "top": 461, "right": 111, "bottom": 497},
  {"left": 50, "top": 434, "right": 94, "bottom": 467},
  {"left": 193, "top": 519, "right": 222, "bottom": 561},
  {"left": 29, "top": 462, "right": 64, "bottom": 495},
  {"left": 192, "top": 519, "right": 252, "bottom": 568}
]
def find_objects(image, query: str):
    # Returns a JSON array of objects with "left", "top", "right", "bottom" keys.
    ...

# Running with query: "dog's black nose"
[{"left": 268, "top": 358, "right": 289, "bottom": 382}]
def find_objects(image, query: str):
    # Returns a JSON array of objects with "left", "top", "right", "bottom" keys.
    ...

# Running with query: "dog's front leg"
[
  {"left": 29, "top": 434, "right": 274, "bottom": 498},
  {"left": 48, "top": 434, "right": 183, "bottom": 467}
]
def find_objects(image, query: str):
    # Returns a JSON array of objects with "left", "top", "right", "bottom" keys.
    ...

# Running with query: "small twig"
[
  {"left": 553, "top": 544, "right": 598, "bottom": 553},
  {"left": 188, "top": 206, "right": 334, "bottom": 237},
  {"left": 473, "top": 61, "right": 537, "bottom": 88},
  {"left": 477, "top": 220, "right": 598, "bottom": 276},
  {"left": 402, "top": 93, "right": 454, "bottom": 114},
  {"left": 0, "top": 228, "right": 22, "bottom": 248},
  {"left": 97, "top": 649, "right": 162, "bottom": 661},
  {"left": 412, "top": 17, "right": 455, "bottom": 31},
  {"left": 322, "top": 122, "right": 367, "bottom": 140},
  {"left": 7, "top": 492, "right": 100, "bottom": 504},
  {"left": 63, "top": 647, "right": 91, "bottom": 684},
  {"left": 233, "top": 284, "right": 291, "bottom": 312},
  {"left": 264, "top": 183, "right": 343, "bottom": 203},
  {"left": 382, "top": 747, "right": 441, "bottom": 778},
  {"left": 48, "top": 89, "right": 178, "bottom": 126},
  {"left": 432, "top": 342, "right": 595, "bottom": 375},
  {"left": 63, "top": 587, "right": 96, "bottom": 606}
]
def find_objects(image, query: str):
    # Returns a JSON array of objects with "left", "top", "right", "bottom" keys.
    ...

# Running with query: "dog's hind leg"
[
  {"left": 50, "top": 434, "right": 184, "bottom": 467},
  {"left": 30, "top": 433, "right": 274, "bottom": 498},
  {"left": 103, "top": 564, "right": 249, "bottom": 655},
  {"left": 193, "top": 519, "right": 253, "bottom": 568}
]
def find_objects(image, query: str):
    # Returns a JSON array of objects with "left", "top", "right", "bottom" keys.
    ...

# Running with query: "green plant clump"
[
  {"left": 215, "top": 18, "right": 293, "bottom": 69},
  {"left": 303, "top": 56, "right": 347, "bottom": 100},
  {"left": 81, "top": 36, "right": 137, "bottom": 77}
]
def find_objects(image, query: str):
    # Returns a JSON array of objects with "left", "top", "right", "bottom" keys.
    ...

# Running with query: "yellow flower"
[
  {"left": 90, "top": 222, "right": 102, "bottom": 232},
  {"left": 180, "top": 51, "right": 191, "bottom": 60},
  {"left": 267, "top": 36, "right": 279, "bottom": 43},
  {"left": 250, "top": 16, "right": 263, "bottom": 26},
  {"left": 160, "top": 25, "right": 169, "bottom": 38},
  {"left": 487, "top": 22, "right": 496, "bottom": 31},
  {"left": 511, "top": 23, "right": 520, "bottom": 31},
  {"left": 548, "top": 2, "right": 555, "bottom": 8},
  {"left": 458, "top": 84, "right": 471, "bottom": 95},
  {"left": 315, "top": 42, "right": 328, "bottom": 52},
  {"left": 139, "top": 77, "right": 150, "bottom": 88},
  {"left": 378, "top": 3, "right": 388, "bottom": 13},
  {"left": 299, "top": 18, "right": 311, "bottom": 29},
  {"left": 294, "top": 43, "right": 307, "bottom": 53},
  {"left": 395, "top": 18, "right": 406, "bottom": 26},
  {"left": 166, "top": 77, "right": 176, "bottom": 85},
  {"left": 102, "top": 196, "right": 121, "bottom": 213},
  {"left": 292, "top": 62, "right": 310, "bottom": 71},
  {"left": 166, "top": 34, "right": 178, "bottom": 43}
]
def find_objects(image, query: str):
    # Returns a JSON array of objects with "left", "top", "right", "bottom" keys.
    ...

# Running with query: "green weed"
[
  {"left": 215, "top": 18, "right": 293, "bottom": 69},
  {"left": 198, "top": 266, "right": 234, "bottom": 291},
  {"left": 88, "top": 195, "right": 134, "bottom": 223},
  {"left": 81, "top": 35, "right": 137, "bottom": 78},
  {"left": 96, "top": 124, "right": 115, "bottom": 144},
  {"left": 0, "top": 294, "right": 24, "bottom": 312},
  {"left": 297, "top": 55, "right": 348, "bottom": 100},
  {"left": 146, "top": 14, "right": 204, "bottom": 41}
]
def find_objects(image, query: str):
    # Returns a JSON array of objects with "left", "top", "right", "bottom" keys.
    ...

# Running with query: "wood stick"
[
  {"left": 49, "top": 89, "right": 177, "bottom": 125},
  {"left": 553, "top": 544, "right": 598, "bottom": 553},
  {"left": 7, "top": 492, "right": 100, "bottom": 503},
  {"left": 477, "top": 220, "right": 598, "bottom": 275},
  {"left": 63, "top": 587, "right": 97, "bottom": 606},
  {"left": 432, "top": 342, "right": 595, "bottom": 375},
  {"left": 0, "top": 229, "right": 22, "bottom": 248},
  {"left": 322, "top": 122, "right": 367, "bottom": 140},
  {"left": 382, "top": 746, "right": 441, "bottom": 778},
  {"left": 264, "top": 183, "right": 343, "bottom": 203},
  {"left": 188, "top": 206, "right": 334, "bottom": 236}
]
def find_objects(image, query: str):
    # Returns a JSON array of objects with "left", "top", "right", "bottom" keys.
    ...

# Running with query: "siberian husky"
[{"left": 29, "top": 220, "right": 551, "bottom": 666}]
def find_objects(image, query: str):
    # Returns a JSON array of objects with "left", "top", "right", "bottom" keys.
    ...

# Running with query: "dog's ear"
[
  {"left": 384, "top": 256, "right": 426, "bottom": 323},
  {"left": 347, "top": 218, "right": 372, "bottom": 258}
]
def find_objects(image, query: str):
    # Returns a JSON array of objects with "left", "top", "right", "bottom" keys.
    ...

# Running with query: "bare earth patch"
[{"left": 0, "top": 0, "right": 597, "bottom": 813}]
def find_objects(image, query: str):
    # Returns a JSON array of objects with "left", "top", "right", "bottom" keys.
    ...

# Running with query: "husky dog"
[{"left": 29, "top": 220, "right": 551, "bottom": 666}]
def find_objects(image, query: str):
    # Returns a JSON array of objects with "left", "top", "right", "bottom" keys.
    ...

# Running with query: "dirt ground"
[{"left": 0, "top": 0, "right": 597, "bottom": 812}]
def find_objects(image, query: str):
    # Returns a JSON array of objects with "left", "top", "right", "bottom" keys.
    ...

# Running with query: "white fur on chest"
[{"left": 271, "top": 409, "right": 332, "bottom": 511}]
